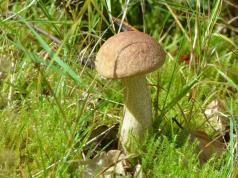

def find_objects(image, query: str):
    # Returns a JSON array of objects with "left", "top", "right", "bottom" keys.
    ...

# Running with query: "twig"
[
  {"left": 1, "top": 11, "right": 61, "bottom": 44},
  {"left": 31, "top": 24, "right": 61, "bottom": 44},
  {"left": 112, "top": 16, "right": 139, "bottom": 32}
]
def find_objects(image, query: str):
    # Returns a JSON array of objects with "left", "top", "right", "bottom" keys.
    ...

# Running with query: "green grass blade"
[
  {"left": 163, "top": 76, "right": 200, "bottom": 114},
  {"left": 21, "top": 20, "right": 86, "bottom": 88},
  {"left": 216, "top": 68, "right": 238, "bottom": 91}
]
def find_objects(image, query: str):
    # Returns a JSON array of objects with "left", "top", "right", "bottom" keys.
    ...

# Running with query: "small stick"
[
  {"left": 1, "top": 12, "right": 62, "bottom": 44},
  {"left": 112, "top": 16, "right": 139, "bottom": 32}
]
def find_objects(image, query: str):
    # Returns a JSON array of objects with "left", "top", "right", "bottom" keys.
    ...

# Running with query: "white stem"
[{"left": 120, "top": 75, "right": 152, "bottom": 150}]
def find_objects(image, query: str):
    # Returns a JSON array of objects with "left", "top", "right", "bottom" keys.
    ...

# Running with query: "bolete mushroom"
[{"left": 95, "top": 31, "right": 166, "bottom": 151}]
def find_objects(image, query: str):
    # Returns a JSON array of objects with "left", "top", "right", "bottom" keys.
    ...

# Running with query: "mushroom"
[{"left": 95, "top": 31, "right": 166, "bottom": 152}]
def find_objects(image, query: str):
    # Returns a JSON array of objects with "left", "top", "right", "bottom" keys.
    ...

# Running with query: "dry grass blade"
[{"left": 162, "top": 2, "right": 190, "bottom": 41}]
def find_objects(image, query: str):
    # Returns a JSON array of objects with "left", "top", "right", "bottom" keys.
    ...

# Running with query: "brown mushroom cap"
[{"left": 95, "top": 31, "right": 166, "bottom": 79}]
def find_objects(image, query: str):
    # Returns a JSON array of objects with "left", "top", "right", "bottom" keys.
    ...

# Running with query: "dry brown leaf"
[
  {"left": 189, "top": 130, "right": 225, "bottom": 164},
  {"left": 204, "top": 99, "right": 228, "bottom": 132},
  {"left": 81, "top": 150, "right": 128, "bottom": 178}
]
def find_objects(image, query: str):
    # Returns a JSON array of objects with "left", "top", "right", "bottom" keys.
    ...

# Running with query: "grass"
[{"left": 0, "top": 0, "right": 238, "bottom": 177}]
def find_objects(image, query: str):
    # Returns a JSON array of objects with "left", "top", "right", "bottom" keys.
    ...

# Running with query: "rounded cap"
[{"left": 95, "top": 31, "right": 166, "bottom": 79}]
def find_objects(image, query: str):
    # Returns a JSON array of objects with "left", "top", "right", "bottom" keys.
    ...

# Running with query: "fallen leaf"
[
  {"left": 189, "top": 130, "right": 225, "bottom": 164},
  {"left": 81, "top": 150, "right": 128, "bottom": 178},
  {"left": 204, "top": 99, "right": 228, "bottom": 132}
]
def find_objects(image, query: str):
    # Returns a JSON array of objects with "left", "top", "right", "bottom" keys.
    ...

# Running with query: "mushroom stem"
[{"left": 120, "top": 75, "right": 152, "bottom": 150}]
